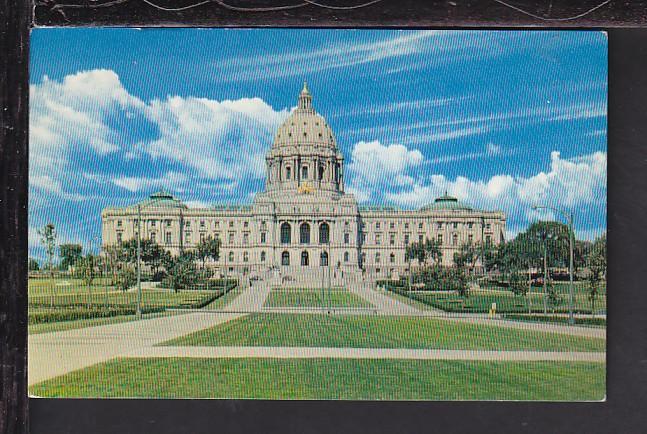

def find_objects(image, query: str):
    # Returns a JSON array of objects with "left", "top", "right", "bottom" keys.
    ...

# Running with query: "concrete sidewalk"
[{"left": 125, "top": 345, "right": 606, "bottom": 362}]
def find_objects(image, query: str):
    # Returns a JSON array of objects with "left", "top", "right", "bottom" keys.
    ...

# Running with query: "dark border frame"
[{"left": 2, "top": 2, "right": 647, "bottom": 433}]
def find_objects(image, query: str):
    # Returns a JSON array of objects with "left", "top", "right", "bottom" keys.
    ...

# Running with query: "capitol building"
[{"left": 102, "top": 84, "right": 506, "bottom": 284}]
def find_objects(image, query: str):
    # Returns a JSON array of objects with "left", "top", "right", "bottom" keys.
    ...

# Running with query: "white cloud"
[
  {"left": 143, "top": 96, "right": 289, "bottom": 180},
  {"left": 384, "top": 151, "right": 607, "bottom": 220},
  {"left": 347, "top": 140, "right": 423, "bottom": 184}
]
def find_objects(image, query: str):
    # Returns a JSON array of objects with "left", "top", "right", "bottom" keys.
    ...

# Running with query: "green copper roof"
[
  {"left": 420, "top": 193, "right": 475, "bottom": 211},
  {"left": 129, "top": 190, "right": 188, "bottom": 210}
]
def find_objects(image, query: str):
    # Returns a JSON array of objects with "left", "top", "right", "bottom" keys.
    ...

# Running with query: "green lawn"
[
  {"left": 29, "top": 358, "right": 605, "bottom": 400},
  {"left": 203, "top": 286, "right": 245, "bottom": 309},
  {"left": 264, "top": 288, "right": 372, "bottom": 308},
  {"left": 388, "top": 284, "right": 607, "bottom": 314},
  {"left": 28, "top": 311, "right": 181, "bottom": 335},
  {"left": 28, "top": 277, "right": 233, "bottom": 326},
  {"left": 163, "top": 313, "right": 605, "bottom": 352}
]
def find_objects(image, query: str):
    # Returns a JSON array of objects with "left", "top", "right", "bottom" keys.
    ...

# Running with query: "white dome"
[{"left": 271, "top": 82, "right": 338, "bottom": 151}]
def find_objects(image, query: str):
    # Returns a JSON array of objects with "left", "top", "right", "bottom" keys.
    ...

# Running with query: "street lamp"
[{"left": 532, "top": 205, "right": 575, "bottom": 326}]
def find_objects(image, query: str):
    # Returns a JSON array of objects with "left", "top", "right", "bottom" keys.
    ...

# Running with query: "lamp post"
[{"left": 532, "top": 205, "right": 575, "bottom": 325}]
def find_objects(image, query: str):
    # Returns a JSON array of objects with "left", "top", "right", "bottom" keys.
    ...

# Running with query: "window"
[
  {"left": 344, "top": 233, "right": 350, "bottom": 244},
  {"left": 185, "top": 231, "right": 191, "bottom": 241},
  {"left": 404, "top": 223, "right": 409, "bottom": 229},
  {"left": 229, "top": 221, "right": 234, "bottom": 228},
  {"left": 468, "top": 222, "right": 473, "bottom": 229},
  {"left": 319, "top": 222, "right": 330, "bottom": 244},
  {"left": 486, "top": 235, "right": 492, "bottom": 244},
  {"left": 117, "top": 232, "right": 123, "bottom": 243},
  {"left": 300, "top": 223, "right": 311, "bottom": 244},
  {"left": 419, "top": 234, "right": 424, "bottom": 243},
  {"left": 452, "top": 234, "right": 458, "bottom": 245},
  {"left": 200, "top": 233, "right": 205, "bottom": 242},
  {"left": 243, "top": 251, "right": 249, "bottom": 262},
  {"left": 165, "top": 232, "right": 172, "bottom": 244},
  {"left": 302, "top": 166, "right": 308, "bottom": 179},
  {"left": 117, "top": 220, "right": 123, "bottom": 227},
  {"left": 228, "top": 251, "right": 234, "bottom": 262},
  {"left": 243, "top": 233, "right": 249, "bottom": 245},
  {"left": 344, "top": 221, "right": 350, "bottom": 231},
  {"left": 150, "top": 232, "right": 156, "bottom": 243},
  {"left": 418, "top": 222, "right": 423, "bottom": 230},
  {"left": 301, "top": 251, "right": 309, "bottom": 266},
  {"left": 404, "top": 234, "right": 410, "bottom": 245},
  {"left": 261, "top": 221, "right": 267, "bottom": 230},
  {"left": 468, "top": 234, "right": 474, "bottom": 244},
  {"left": 390, "top": 222, "right": 395, "bottom": 229},
  {"left": 150, "top": 220, "right": 156, "bottom": 227},
  {"left": 286, "top": 166, "right": 292, "bottom": 179},
  {"left": 486, "top": 223, "right": 492, "bottom": 230},
  {"left": 390, "top": 253, "right": 395, "bottom": 263},
  {"left": 375, "top": 233, "right": 381, "bottom": 245},
  {"left": 281, "top": 223, "right": 291, "bottom": 244},
  {"left": 376, "top": 222, "right": 381, "bottom": 230},
  {"left": 186, "top": 221, "right": 191, "bottom": 228},
  {"left": 260, "top": 251, "right": 266, "bottom": 262},
  {"left": 244, "top": 221, "right": 249, "bottom": 228},
  {"left": 437, "top": 222, "right": 443, "bottom": 230},
  {"left": 260, "top": 232, "right": 266, "bottom": 243},
  {"left": 344, "top": 251, "right": 350, "bottom": 262},
  {"left": 320, "top": 251, "right": 328, "bottom": 266},
  {"left": 319, "top": 165, "right": 324, "bottom": 180},
  {"left": 281, "top": 251, "right": 290, "bottom": 266},
  {"left": 200, "top": 220, "right": 205, "bottom": 228},
  {"left": 361, "top": 253, "right": 366, "bottom": 265},
  {"left": 453, "top": 222, "right": 458, "bottom": 229},
  {"left": 361, "top": 232, "right": 366, "bottom": 243},
  {"left": 375, "top": 253, "right": 381, "bottom": 263},
  {"left": 166, "top": 220, "right": 172, "bottom": 227},
  {"left": 437, "top": 234, "right": 443, "bottom": 245},
  {"left": 214, "top": 221, "right": 220, "bottom": 229},
  {"left": 228, "top": 233, "right": 234, "bottom": 244}
]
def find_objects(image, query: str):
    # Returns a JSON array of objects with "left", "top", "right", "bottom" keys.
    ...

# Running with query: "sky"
[{"left": 29, "top": 29, "right": 607, "bottom": 258}]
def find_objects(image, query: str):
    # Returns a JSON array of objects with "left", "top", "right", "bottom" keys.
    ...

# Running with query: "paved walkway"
[
  {"left": 346, "top": 282, "right": 423, "bottom": 314},
  {"left": 125, "top": 346, "right": 605, "bottom": 362}
]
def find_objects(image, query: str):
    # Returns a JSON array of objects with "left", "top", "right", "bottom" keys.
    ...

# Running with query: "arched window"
[
  {"left": 344, "top": 251, "right": 349, "bottom": 262},
  {"left": 319, "top": 222, "right": 330, "bottom": 244},
  {"left": 320, "top": 251, "right": 328, "bottom": 266},
  {"left": 390, "top": 253, "right": 395, "bottom": 263},
  {"left": 452, "top": 233, "right": 458, "bottom": 246},
  {"left": 243, "top": 251, "right": 249, "bottom": 262},
  {"left": 281, "top": 251, "right": 290, "bottom": 266},
  {"left": 375, "top": 253, "right": 381, "bottom": 263},
  {"left": 286, "top": 166, "right": 292, "bottom": 180},
  {"left": 300, "top": 223, "right": 310, "bottom": 244},
  {"left": 260, "top": 251, "right": 266, "bottom": 262},
  {"left": 318, "top": 165, "right": 324, "bottom": 181},
  {"left": 228, "top": 251, "right": 234, "bottom": 262},
  {"left": 281, "top": 222, "right": 291, "bottom": 244},
  {"left": 301, "top": 251, "right": 309, "bottom": 266},
  {"left": 302, "top": 165, "right": 308, "bottom": 179}
]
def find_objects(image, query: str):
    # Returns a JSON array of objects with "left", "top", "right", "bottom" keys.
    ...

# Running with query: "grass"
[
  {"left": 387, "top": 284, "right": 607, "bottom": 314},
  {"left": 29, "top": 358, "right": 605, "bottom": 400},
  {"left": 28, "top": 277, "right": 234, "bottom": 326},
  {"left": 502, "top": 314, "right": 607, "bottom": 328},
  {"left": 264, "top": 288, "right": 372, "bottom": 308},
  {"left": 163, "top": 313, "right": 605, "bottom": 352},
  {"left": 203, "top": 286, "right": 245, "bottom": 309},
  {"left": 28, "top": 311, "right": 181, "bottom": 335}
]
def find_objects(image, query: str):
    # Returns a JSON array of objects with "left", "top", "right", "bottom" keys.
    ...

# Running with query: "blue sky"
[{"left": 29, "top": 29, "right": 607, "bottom": 257}]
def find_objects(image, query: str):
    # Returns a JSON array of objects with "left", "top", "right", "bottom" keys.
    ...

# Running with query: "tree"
[
  {"left": 115, "top": 266, "right": 136, "bottom": 292},
  {"left": 405, "top": 241, "right": 426, "bottom": 266},
  {"left": 38, "top": 223, "right": 57, "bottom": 278},
  {"left": 508, "top": 271, "right": 528, "bottom": 296},
  {"left": 118, "top": 238, "right": 169, "bottom": 277},
  {"left": 59, "top": 243, "right": 82, "bottom": 271},
  {"left": 587, "top": 234, "right": 606, "bottom": 315},
  {"left": 163, "top": 253, "right": 198, "bottom": 292},
  {"left": 195, "top": 235, "right": 221, "bottom": 268},
  {"left": 28, "top": 258, "right": 40, "bottom": 272},
  {"left": 453, "top": 242, "right": 478, "bottom": 274},
  {"left": 75, "top": 254, "right": 96, "bottom": 287},
  {"left": 424, "top": 238, "right": 443, "bottom": 266}
]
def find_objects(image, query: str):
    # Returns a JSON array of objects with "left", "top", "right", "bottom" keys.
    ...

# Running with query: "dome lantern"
[{"left": 298, "top": 81, "right": 313, "bottom": 112}]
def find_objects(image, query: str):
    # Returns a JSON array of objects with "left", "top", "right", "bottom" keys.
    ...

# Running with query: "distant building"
[{"left": 102, "top": 84, "right": 506, "bottom": 284}]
